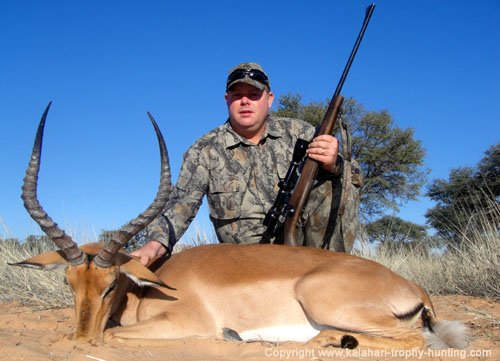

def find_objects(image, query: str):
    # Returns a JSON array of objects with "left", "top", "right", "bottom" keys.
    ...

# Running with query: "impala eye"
[
  {"left": 64, "top": 277, "right": 75, "bottom": 293},
  {"left": 102, "top": 281, "right": 118, "bottom": 299}
]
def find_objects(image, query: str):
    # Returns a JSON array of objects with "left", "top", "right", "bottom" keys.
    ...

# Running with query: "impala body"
[
  {"left": 12, "top": 103, "right": 468, "bottom": 350},
  {"left": 111, "top": 243, "right": 439, "bottom": 345}
]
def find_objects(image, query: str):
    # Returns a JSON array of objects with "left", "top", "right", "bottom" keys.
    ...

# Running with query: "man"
[{"left": 133, "top": 62, "right": 358, "bottom": 265}]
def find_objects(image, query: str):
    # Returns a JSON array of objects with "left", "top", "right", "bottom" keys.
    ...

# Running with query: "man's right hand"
[{"left": 130, "top": 240, "right": 168, "bottom": 266}]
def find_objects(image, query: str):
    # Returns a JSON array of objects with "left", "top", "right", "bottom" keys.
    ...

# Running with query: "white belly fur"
[{"left": 238, "top": 324, "right": 324, "bottom": 343}]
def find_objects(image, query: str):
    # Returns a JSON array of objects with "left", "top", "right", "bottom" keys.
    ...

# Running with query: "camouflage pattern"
[{"left": 146, "top": 115, "right": 362, "bottom": 253}]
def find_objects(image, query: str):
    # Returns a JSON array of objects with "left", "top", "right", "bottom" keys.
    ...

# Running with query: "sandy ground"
[{"left": 0, "top": 295, "right": 498, "bottom": 361}]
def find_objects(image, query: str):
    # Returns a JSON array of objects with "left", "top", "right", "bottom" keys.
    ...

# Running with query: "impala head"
[{"left": 11, "top": 102, "right": 172, "bottom": 343}]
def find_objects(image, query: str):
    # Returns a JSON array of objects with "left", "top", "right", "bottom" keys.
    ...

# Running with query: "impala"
[{"left": 12, "top": 103, "right": 468, "bottom": 350}]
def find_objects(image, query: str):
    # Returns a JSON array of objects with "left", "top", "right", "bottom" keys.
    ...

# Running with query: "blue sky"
[{"left": 1, "top": 0, "right": 499, "bottom": 243}]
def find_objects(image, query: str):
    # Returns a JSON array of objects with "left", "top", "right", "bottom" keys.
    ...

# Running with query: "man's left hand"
[{"left": 306, "top": 134, "right": 339, "bottom": 173}]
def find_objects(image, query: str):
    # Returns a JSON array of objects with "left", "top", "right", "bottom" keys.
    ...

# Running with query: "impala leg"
[
  {"left": 296, "top": 273, "right": 426, "bottom": 349},
  {"left": 105, "top": 309, "right": 215, "bottom": 343},
  {"left": 306, "top": 329, "right": 351, "bottom": 348},
  {"left": 307, "top": 328, "right": 425, "bottom": 350},
  {"left": 302, "top": 304, "right": 426, "bottom": 350}
]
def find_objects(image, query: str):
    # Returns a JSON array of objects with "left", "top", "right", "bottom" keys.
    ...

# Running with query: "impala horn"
[
  {"left": 22, "top": 102, "right": 86, "bottom": 265},
  {"left": 93, "top": 111, "right": 172, "bottom": 268},
  {"left": 22, "top": 103, "right": 172, "bottom": 268}
]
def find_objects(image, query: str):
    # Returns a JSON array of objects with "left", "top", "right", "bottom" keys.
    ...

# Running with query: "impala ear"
[
  {"left": 119, "top": 258, "right": 175, "bottom": 290},
  {"left": 9, "top": 250, "right": 69, "bottom": 270}
]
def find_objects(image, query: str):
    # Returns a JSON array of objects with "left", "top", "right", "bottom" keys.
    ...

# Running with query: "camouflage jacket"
[{"left": 146, "top": 115, "right": 359, "bottom": 251}]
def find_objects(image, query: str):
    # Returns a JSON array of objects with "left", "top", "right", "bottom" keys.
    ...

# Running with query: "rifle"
[{"left": 263, "top": 4, "right": 376, "bottom": 246}]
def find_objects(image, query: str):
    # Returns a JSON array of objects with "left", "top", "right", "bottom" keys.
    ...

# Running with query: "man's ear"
[
  {"left": 267, "top": 90, "right": 274, "bottom": 107},
  {"left": 8, "top": 250, "right": 69, "bottom": 270},
  {"left": 119, "top": 258, "right": 175, "bottom": 290}
]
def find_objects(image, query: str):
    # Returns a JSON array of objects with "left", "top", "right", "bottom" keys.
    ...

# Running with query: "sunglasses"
[{"left": 226, "top": 69, "right": 270, "bottom": 89}]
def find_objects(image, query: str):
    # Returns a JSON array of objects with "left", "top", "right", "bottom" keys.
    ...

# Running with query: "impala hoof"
[{"left": 341, "top": 335, "right": 359, "bottom": 349}]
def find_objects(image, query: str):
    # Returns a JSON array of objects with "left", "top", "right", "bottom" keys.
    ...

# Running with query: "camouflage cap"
[{"left": 226, "top": 62, "right": 271, "bottom": 91}]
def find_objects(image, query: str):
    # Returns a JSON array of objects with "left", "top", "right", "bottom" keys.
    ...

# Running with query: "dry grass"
[
  {"left": 356, "top": 200, "right": 500, "bottom": 300},
  {"left": 356, "top": 233, "right": 499, "bottom": 300},
  {"left": 0, "top": 239, "right": 72, "bottom": 308}
]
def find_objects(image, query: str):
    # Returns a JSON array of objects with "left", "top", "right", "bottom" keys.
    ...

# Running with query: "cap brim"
[{"left": 226, "top": 78, "right": 266, "bottom": 91}]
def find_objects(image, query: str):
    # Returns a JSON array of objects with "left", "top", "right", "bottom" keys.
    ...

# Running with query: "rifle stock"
[{"left": 283, "top": 95, "right": 344, "bottom": 245}]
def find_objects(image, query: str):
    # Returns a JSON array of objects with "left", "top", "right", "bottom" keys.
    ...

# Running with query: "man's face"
[{"left": 225, "top": 82, "right": 274, "bottom": 142}]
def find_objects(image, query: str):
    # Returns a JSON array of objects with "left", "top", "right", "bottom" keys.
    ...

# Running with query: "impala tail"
[{"left": 422, "top": 307, "right": 469, "bottom": 349}]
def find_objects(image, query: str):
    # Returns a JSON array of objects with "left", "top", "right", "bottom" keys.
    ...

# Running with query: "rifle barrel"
[{"left": 334, "top": 3, "right": 376, "bottom": 97}]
